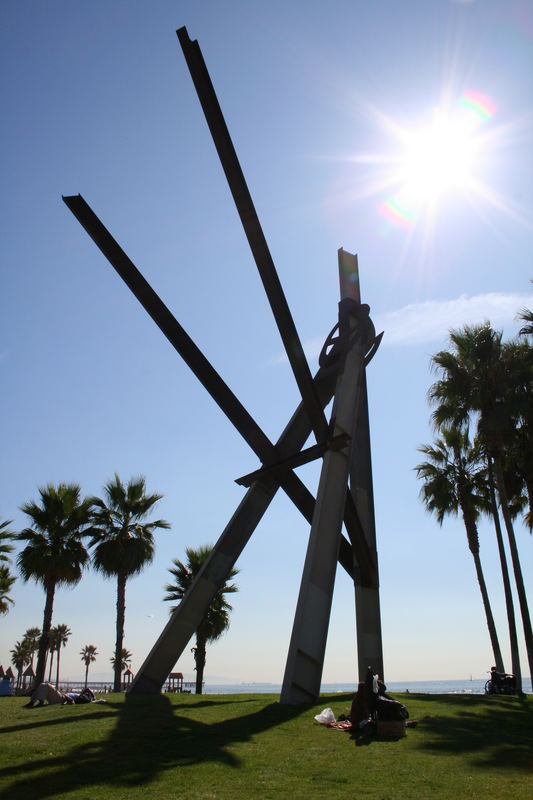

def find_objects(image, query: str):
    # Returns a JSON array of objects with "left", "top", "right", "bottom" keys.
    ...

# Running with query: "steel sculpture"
[{"left": 64, "top": 26, "right": 384, "bottom": 703}]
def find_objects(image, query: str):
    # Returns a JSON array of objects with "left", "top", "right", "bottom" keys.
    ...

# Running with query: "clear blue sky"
[{"left": 2, "top": 0, "right": 532, "bottom": 685}]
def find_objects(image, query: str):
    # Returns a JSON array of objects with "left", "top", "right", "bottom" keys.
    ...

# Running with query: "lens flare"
[
  {"left": 460, "top": 90, "right": 496, "bottom": 122},
  {"left": 381, "top": 197, "right": 416, "bottom": 228}
]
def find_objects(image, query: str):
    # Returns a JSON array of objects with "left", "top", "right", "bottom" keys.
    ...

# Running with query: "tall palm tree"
[
  {"left": 430, "top": 324, "right": 533, "bottom": 682},
  {"left": 80, "top": 644, "right": 98, "bottom": 688},
  {"left": 415, "top": 427, "right": 504, "bottom": 672},
  {"left": 16, "top": 483, "right": 94, "bottom": 687},
  {"left": 53, "top": 623, "right": 71, "bottom": 688},
  {"left": 164, "top": 545, "right": 239, "bottom": 694},
  {"left": 0, "top": 517, "right": 15, "bottom": 563},
  {"left": 90, "top": 474, "right": 170, "bottom": 692},
  {"left": 22, "top": 627, "right": 41, "bottom": 669},
  {"left": 11, "top": 639, "right": 32, "bottom": 690},
  {"left": 0, "top": 566, "right": 16, "bottom": 615}
]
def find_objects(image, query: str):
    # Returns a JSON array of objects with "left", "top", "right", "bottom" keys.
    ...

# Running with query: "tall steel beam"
[
  {"left": 177, "top": 27, "right": 328, "bottom": 444},
  {"left": 281, "top": 300, "right": 374, "bottom": 703},
  {"left": 337, "top": 248, "right": 384, "bottom": 682}
]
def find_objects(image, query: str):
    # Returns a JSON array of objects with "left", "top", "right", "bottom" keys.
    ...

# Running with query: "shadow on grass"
[
  {"left": 0, "top": 694, "right": 308, "bottom": 798},
  {"left": 1, "top": 708, "right": 119, "bottom": 736},
  {"left": 413, "top": 694, "right": 533, "bottom": 771}
]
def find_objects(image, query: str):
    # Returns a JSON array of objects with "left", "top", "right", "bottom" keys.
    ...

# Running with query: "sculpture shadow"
[{"left": 0, "top": 694, "right": 308, "bottom": 799}]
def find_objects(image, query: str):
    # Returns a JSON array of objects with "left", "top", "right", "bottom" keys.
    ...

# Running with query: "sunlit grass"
[{"left": 0, "top": 692, "right": 531, "bottom": 799}]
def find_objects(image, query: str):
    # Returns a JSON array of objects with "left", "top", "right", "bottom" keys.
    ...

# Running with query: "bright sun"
[
  {"left": 399, "top": 110, "right": 478, "bottom": 204},
  {"left": 343, "top": 89, "right": 508, "bottom": 232}
]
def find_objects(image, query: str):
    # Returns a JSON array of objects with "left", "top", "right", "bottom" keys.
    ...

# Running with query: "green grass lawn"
[{"left": 0, "top": 691, "right": 531, "bottom": 799}]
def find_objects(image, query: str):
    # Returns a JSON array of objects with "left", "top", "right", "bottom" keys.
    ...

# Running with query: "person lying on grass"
[{"left": 25, "top": 683, "right": 105, "bottom": 707}]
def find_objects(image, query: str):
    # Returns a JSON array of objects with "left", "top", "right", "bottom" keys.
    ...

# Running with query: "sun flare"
[
  {"left": 400, "top": 111, "right": 478, "bottom": 203},
  {"left": 376, "top": 90, "right": 499, "bottom": 229}
]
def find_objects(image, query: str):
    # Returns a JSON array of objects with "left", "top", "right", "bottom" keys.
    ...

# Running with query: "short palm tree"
[
  {"left": 53, "top": 623, "right": 71, "bottom": 688},
  {"left": 164, "top": 545, "right": 239, "bottom": 694},
  {"left": 16, "top": 483, "right": 94, "bottom": 686},
  {"left": 80, "top": 644, "right": 98, "bottom": 687},
  {"left": 22, "top": 627, "right": 41, "bottom": 669},
  {"left": 110, "top": 647, "right": 132, "bottom": 688},
  {"left": 90, "top": 474, "right": 170, "bottom": 691},
  {"left": 0, "top": 566, "right": 16, "bottom": 615},
  {"left": 47, "top": 626, "right": 59, "bottom": 682},
  {"left": 0, "top": 517, "right": 15, "bottom": 563},
  {"left": 415, "top": 426, "right": 504, "bottom": 672},
  {"left": 11, "top": 639, "right": 32, "bottom": 690}
]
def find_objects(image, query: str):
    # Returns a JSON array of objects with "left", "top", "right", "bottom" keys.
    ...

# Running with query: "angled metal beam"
[
  {"left": 176, "top": 27, "right": 329, "bottom": 444},
  {"left": 235, "top": 433, "right": 351, "bottom": 487},
  {"left": 62, "top": 194, "right": 365, "bottom": 578}
]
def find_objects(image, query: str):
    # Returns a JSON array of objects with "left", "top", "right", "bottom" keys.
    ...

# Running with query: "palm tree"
[
  {"left": 47, "top": 626, "right": 60, "bottom": 682},
  {"left": 16, "top": 483, "right": 94, "bottom": 687},
  {"left": 415, "top": 427, "right": 504, "bottom": 672},
  {"left": 164, "top": 545, "right": 239, "bottom": 694},
  {"left": 110, "top": 647, "right": 132, "bottom": 689},
  {"left": 0, "top": 566, "right": 16, "bottom": 615},
  {"left": 430, "top": 324, "right": 533, "bottom": 681},
  {"left": 22, "top": 627, "right": 41, "bottom": 669},
  {"left": 89, "top": 474, "right": 170, "bottom": 692},
  {"left": 80, "top": 644, "right": 98, "bottom": 687},
  {"left": 11, "top": 639, "right": 32, "bottom": 690},
  {"left": 0, "top": 517, "right": 15, "bottom": 563},
  {"left": 518, "top": 305, "right": 533, "bottom": 338},
  {"left": 53, "top": 623, "right": 71, "bottom": 688}
]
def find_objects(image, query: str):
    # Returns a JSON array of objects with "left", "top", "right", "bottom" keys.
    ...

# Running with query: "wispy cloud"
[
  {"left": 269, "top": 292, "right": 533, "bottom": 364},
  {"left": 375, "top": 292, "right": 533, "bottom": 346}
]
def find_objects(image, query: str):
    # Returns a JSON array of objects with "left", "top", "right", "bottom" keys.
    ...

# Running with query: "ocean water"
[{"left": 204, "top": 678, "right": 532, "bottom": 695}]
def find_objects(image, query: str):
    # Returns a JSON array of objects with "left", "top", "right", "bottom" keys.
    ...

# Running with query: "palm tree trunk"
[
  {"left": 488, "top": 459, "right": 523, "bottom": 691},
  {"left": 194, "top": 634, "right": 206, "bottom": 695},
  {"left": 35, "top": 581, "right": 55, "bottom": 688},
  {"left": 471, "top": 548, "right": 505, "bottom": 673},
  {"left": 55, "top": 647, "right": 61, "bottom": 689},
  {"left": 114, "top": 572, "right": 127, "bottom": 692},
  {"left": 85, "top": 662, "right": 89, "bottom": 688},
  {"left": 461, "top": 507, "right": 504, "bottom": 672},
  {"left": 493, "top": 454, "right": 533, "bottom": 682}
]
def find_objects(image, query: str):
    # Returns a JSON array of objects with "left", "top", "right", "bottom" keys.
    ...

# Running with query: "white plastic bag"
[{"left": 314, "top": 707, "right": 336, "bottom": 725}]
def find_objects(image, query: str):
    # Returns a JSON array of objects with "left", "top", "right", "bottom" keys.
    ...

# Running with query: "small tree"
[
  {"left": 11, "top": 639, "right": 32, "bottom": 690},
  {"left": 110, "top": 648, "right": 132, "bottom": 689},
  {"left": 80, "top": 645, "right": 98, "bottom": 687},
  {"left": 47, "top": 627, "right": 60, "bottom": 683},
  {"left": 164, "top": 545, "right": 239, "bottom": 694},
  {"left": 53, "top": 623, "right": 71, "bottom": 688},
  {"left": 22, "top": 627, "right": 41, "bottom": 669}
]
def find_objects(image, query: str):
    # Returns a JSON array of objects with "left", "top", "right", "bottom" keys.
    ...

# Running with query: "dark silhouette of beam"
[{"left": 176, "top": 27, "right": 329, "bottom": 445}]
